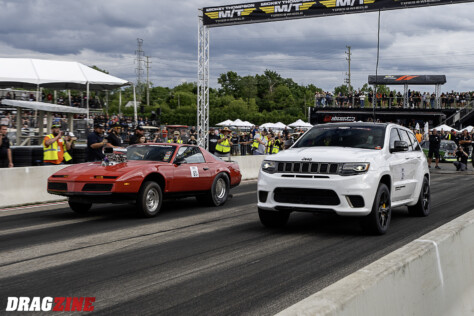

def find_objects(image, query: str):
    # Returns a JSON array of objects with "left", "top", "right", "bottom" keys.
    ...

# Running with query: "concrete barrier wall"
[
  {"left": 278, "top": 209, "right": 474, "bottom": 316},
  {"left": 231, "top": 155, "right": 266, "bottom": 181},
  {"left": 0, "top": 165, "right": 68, "bottom": 208},
  {"left": 0, "top": 155, "right": 267, "bottom": 208}
]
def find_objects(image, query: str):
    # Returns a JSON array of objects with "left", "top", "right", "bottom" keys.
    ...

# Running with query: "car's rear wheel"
[
  {"left": 408, "top": 176, "right": 430, "bottom": 217},
  {"left": 363, "top": 183, "right": 391, "bottom": 235},
  {"left": 136, "top": 181, "right": 163, "bottom": 218},
  {"left": 197, "top": 173, "right": 230, "bottom": 207},
  {"left": 68, "top": 200, "right": 92, "bottom": 214},
  {"left": 258, "top": 208, "right": 289, "bottom": 228}
]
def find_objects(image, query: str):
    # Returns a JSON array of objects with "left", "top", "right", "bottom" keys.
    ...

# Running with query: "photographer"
[
  {"left": 454, "top": 146, "right": 469, "bottom": 171},
  {"left": 87, "top": 123, "right": 110, "bottom": 162},
  {"left": 43, "top": 124, "right": 73, "bottom": 165},
  {"left": 215, "top": 127, "right": 233, "bottom": 158},
  {"left": 167, "top": 131, "right": 183, "bottom": 144}
]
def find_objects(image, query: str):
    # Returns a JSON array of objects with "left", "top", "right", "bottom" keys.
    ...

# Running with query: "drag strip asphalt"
[{"left": 0, "top": 174, "right": 473, "bottom": 315}]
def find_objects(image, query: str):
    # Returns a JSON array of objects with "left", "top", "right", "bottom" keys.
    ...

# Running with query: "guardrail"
[{"left": 278, "top": 210, "right": 474, "bottom": 316}]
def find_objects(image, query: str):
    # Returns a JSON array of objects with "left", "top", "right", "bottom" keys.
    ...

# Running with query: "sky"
[{"left": 1, "top": 0, "right": 474, "bottom": 92}]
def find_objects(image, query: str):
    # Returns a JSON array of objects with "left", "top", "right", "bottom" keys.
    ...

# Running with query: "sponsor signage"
[
  {"left": 203, "top": 0, "right": 473, "bottom": 27},
  {"left": 323, "top": 115, "right": 356, "bottom": 122},
  {"left": 368, "top": 75, "right": 447, "bottom": 85}
]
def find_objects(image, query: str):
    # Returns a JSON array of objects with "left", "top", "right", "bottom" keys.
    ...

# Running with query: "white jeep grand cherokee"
[{"left": 257, "top": 123, "right": 430, "bottom": 234}]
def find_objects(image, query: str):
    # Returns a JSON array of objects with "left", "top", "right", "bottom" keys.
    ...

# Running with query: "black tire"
[
  {"left": 197, "top": 173, "right": 230, "bottom": 207},
  {"left": 363, "top": 183, "right": 391, "bottom": 235},
  {"left": 136, "top": 181, "right": 163, "bottom": 218},
  {"left": 408, "top": 177, "right": 430, "bottom": 217},
  {"left": 68, "top": 200, "right": 92, "bottom": 214},
  {"left": 258, "top": 208, "right": 290, "bottom": 228}
]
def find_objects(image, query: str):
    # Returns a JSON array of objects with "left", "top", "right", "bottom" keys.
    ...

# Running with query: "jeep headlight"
[
  {"left": 339, "top": 163, "right": 370, "bottom": 176},
  {"left": 261, "top": 160, "right": 277, "bottom": 174}
]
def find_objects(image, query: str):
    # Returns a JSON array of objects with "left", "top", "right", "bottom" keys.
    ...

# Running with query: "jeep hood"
[{"left": 271, "top": 147, "right": 383, "bottom": 163}]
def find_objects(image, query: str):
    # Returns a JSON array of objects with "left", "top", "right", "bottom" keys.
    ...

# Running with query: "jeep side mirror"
[{"left": 391, "top": 140, "right": 409, "bottom": 153}]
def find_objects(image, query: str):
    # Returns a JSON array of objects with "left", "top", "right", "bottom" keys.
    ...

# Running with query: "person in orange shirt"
[
  {"left": 415, "top": 129, "right": 423, "bottom": 143},
  {"left": 43, "top": 124, "right": 73, "bottom": 165}
]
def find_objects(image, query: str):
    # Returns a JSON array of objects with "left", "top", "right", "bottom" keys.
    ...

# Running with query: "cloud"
[{"left": 0, "top": 0, "right": 473, "bottom": 91}]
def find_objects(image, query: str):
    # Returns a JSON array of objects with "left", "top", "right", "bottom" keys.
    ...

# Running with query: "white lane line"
[{"left": 0, "top": 201, "right": 68, "bottom": 212}]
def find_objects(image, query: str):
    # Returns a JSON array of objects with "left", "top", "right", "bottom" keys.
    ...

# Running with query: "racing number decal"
[{"left": 190, "top": 166, "right": 199, "bottom": 178}]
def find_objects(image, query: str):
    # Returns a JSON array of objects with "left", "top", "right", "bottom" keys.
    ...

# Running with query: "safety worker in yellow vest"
[
  {"left": 272, "top": 134, "right": 282, "bottom": 154},
  {"left": 43, "top": 124, "right": 73, "bottom": 165},
  {"left": 252, "top": 129, "right": 268, "bottom": 155},
  {"left": 215, "top": 127, "right": 233, "bottom": 158},
  {"left": 168, "top": 131, "right": 183, "bottom": 144}
]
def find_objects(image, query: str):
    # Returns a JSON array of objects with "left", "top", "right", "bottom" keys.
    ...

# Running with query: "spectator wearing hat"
[
  {"left": 87, "top": 124, "right": 110, "bottom": 162},
  {"left": 106, "top": 122, "right": 124, "bottom": 147},
  {"left": 129, "top": 126, "right": 145, "bottom": 145},
  {"left": 0, "top": 124, "right": 13, "bottom": 168},
  {"left": 208, "top": 128, "right": 220, "bottom": 154},
  {"left": 43, "top": 124, "right": 73, "bottom": 165},
  {"left": 215, "top": 127, "right": 233, "bottom": 158},
  {"left": 168, "top": 131, "right": 183, "bottom": 144}
]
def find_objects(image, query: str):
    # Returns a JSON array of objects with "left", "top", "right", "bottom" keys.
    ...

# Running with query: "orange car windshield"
[{"left": 127, "top": 145, "right": 176, "bottom": 162}]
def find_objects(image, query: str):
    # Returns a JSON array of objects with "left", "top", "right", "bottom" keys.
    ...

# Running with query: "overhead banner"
[
  {"left": 368, "top": 75, "right": 447, "bottom": 85},
  {"left": 202, "top": 0, "right": 474, "bottom": 27}
]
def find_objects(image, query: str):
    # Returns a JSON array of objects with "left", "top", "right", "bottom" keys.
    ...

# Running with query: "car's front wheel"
[
  {"left": 363, "top": 183, "right": 391, "bottom": 235},
  {"left": 136, "top": 181, "right": 163, "bottom": 218},
  {"left": 68, "top": 200, "right": 92, "bottom": 214},
  {"left": 408, "top": 176, "right": 430, "bottom": 217},
  {"left": 258, "top": 208, "right": 290, "bottom": 228}
]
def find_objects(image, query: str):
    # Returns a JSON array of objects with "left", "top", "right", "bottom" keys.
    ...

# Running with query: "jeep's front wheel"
[{"left": 363, "top": 183, "right": 391, "bottom": 235}]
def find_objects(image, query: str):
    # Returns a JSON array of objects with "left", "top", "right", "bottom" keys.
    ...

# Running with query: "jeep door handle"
[{"left": 203, "top": 167, "right": 209, "bottom": 170}]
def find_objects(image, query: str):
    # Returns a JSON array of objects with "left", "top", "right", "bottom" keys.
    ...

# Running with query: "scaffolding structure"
[{"left": 197, "top": 15, "right": 210, "bottom": 148}]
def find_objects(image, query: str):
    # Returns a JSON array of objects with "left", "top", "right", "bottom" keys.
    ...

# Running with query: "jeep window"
[
  {"left": 398, "top": 129, "right": 413, "bottom": 151},
  {"left": 294, "top": 125, "right": 386, "bottom": 150},
  {"left": 389, "top": 128, "right": 401, "bottom": 150}
]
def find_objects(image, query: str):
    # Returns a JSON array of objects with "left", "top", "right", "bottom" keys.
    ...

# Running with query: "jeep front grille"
[{"left": 276, "top": 162, "right": 341, "bottom": 174}]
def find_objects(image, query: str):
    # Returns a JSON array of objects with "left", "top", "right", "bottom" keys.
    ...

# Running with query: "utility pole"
[
  {"left": 345, "top": 45, "right": 353, "bottom": 106},
  {"left": 135, "top": 38, "right": 145, "bottom": 102},
  {"left": 345, "top": 45, "right": 352, "bottom": 93},
  {"left": 145, "top": 56, "right": 151, "bottom": 107}
]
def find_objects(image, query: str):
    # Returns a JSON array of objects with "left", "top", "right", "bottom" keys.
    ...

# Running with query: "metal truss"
[
  {"left": 435, "top": 84, "right": 441, "bottom": 109},
  {"left": 197, "top": 15, "right": 210, "bottom": 148}
]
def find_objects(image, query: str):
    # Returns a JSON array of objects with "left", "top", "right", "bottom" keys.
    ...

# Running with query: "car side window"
[
  {"left": 175, "top": 146, "right": 205, "bottom": 164},
  {"left": 389, "top": 128, "right": 401, "bottom": 150},
  {"left": 398, "top": 129, "right": 413, "bottom": 152},
  {"left": 407, "top": 130, "right": 421, "bottom": 151}
]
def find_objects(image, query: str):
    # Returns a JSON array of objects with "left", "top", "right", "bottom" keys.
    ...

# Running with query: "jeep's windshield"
[
  {"left": 127, "top": 145, "right": 176, "bottom": 162},
  {"left": 293, "top": 125, "right": 386, "bottom": 150}
]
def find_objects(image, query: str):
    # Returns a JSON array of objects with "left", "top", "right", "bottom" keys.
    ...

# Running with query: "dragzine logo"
[
  {"left": 5, "top": 297, "right": 95, "bottom": 312},
  {"left": 323, "top": 115, "right": 356, "bottom": 122}
]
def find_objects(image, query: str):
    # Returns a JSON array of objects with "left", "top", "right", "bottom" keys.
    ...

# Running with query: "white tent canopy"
[
  {"left": 288, "top": 119, "right": 312, "bottom": 129},
  {"left": 434, "top": 124, "right": 458, "bottom": 132},
  {"left": 1, "top": 99, "right": 87, "bottom": 114},
  {"left": 216, "top": 119, "right": 234, "bottom": 126},
  {"left": 0, "top": 58, "right": 131, "bottom": 90},
  {"left": 461, "top": 125, "right": 473, "bottom": 133}
]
